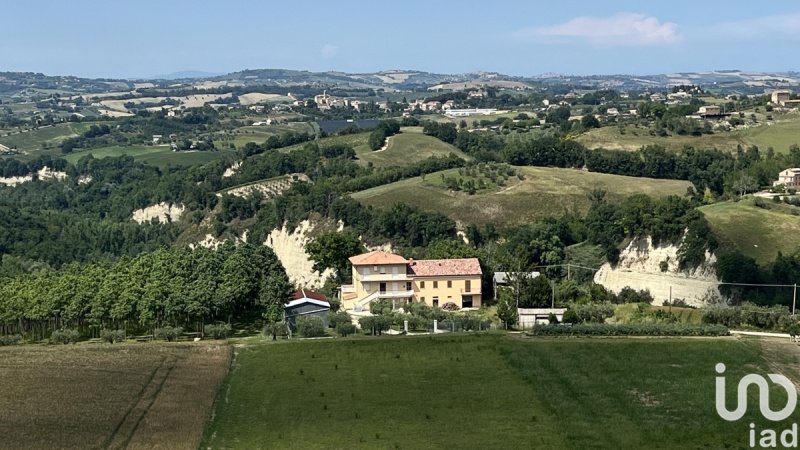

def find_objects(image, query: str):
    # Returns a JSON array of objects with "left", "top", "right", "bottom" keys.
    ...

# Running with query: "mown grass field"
[
  {"left": 352, "top": 166, "right": 692, "bottom": 226},
  {"left": 0, "top": 343, "right": 230, "bottom": 450},
  {"left": 700, "top": 198, "right": 800, "bottom": 265},
  {"left": 577, "top": 115, "right": 800, "bottom": 153},
  {"left": 63, "top": 145, "right": 233, "bottom": 167},
  {"left": 203, "top": 334, "right": 799, "bottom": 449},
  {"left": 354, "top": 127, "right": 470, "bottom": 168}
]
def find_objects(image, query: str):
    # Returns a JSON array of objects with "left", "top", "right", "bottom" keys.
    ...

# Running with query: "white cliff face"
[
  {"left": 131, "top": 202, "right": 185, "bottom": 224},
  {"left": 264, "top": 220, "right": 335, "bottom": 289},
  {"left": 593, "top": 236, "right": 719, "bottom": 306}
]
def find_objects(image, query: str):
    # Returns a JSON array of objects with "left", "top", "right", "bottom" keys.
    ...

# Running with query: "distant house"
[
  {"left": 774, "top": 168, "right": 800, "bottom": 189},
  {"left": 340, "top": 250, "right": 482, "bottom": 312},
  {"left": 152, "top": 135, "right": 162, "bottom": 144},
  {"left": 771, "top": 90, "right": 791, "bottom": 105},
  {"left": 698, "top": 105, "right": 721, "bottom": 116},
  {"left": 284, "top": 289, "right": 331, "bottom": 332}
]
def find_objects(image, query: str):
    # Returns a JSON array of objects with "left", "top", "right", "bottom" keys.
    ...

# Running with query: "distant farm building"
[
  {"left": 771, "top": 90, "right": 791, "bottom": 105},
  {"left": 698, "top": 105, "right": 721, "bottom": 116},
  {"left": 284, "top": 289, "right": 331, "bottom": 332},
  {"left": 773, "top": 168, "right": 800, "bottom": 189}
]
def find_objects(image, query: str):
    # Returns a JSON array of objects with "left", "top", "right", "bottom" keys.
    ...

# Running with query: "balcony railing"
[
  {"left": 341, "top": 284, "right": 355, "bottom": 293},
  {"left": 376, "top": 289, "right": 415, "bottom": 298}
]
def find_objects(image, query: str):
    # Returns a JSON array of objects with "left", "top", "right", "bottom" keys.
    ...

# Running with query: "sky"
[{"left": 2, "top": 0, "right": 800, "bottom": 79}]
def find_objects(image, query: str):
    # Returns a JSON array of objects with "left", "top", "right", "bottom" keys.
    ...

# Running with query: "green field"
[
  {"left": 64, "top": 145, "right": 232, "bottom": 167},
  {"left": 230, "top": 122, "right": 317, "bottom": 148},
  {"left": 0, "top": 123, "right": 90, "bottom": 158},
  {"left": 203, "top": 334, "right": 797, "bottom": 449},
  {"left": 355, "top": 127, "right": 470, "bottom": 168},
  {"left": 279, "top": 131, "right": 371, "bottom": 154},
  {"left": 352, "top": 166, "right": 692, "bottom": 226},
  {"left": 577, "top": 116, "right": 800, "bottom": 153},
  {"left": 701, "top": 198, "right": 800, "bottom": 265}
]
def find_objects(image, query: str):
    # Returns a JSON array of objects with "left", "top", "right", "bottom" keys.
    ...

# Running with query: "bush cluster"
[
  {"left": 0, "top": 334, "right": 22, "bottom": 346},
  {"left": 155, "top": 326, "right": 183, "bottom": 342},
  {"left": 336, "top": 323, "right": 357, "bottom": 337},
  {"left": 100, "top": 329, "right": 126, "bottom": 344},
  {"left": 700, "top": 303, "right": 792, "bottom": 331},
  {"left": 297, "top": 316, "right": 326, "bottom": 338},
  {"left": 204, "top": 323, "right": 232, "bottom": 339},
  {"left": 527, "top": 323, "right": 729, "bottom": 337},
  {"left": 50, "top": 329, "right": 81, "bottom": 344}
]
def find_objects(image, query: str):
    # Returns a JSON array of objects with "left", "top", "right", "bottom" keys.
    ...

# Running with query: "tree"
[
  {"left": 580, "top": 114, "right": 600, "bottom": 129},
  {"left": 306, "top": 230, "right": 365, "bottom": 284},
  {"left": 519, "top": 275, "right": 553, "bottom": 308},
  {"left": 496, "top": 289, "right": 518, "bottom": 329}
]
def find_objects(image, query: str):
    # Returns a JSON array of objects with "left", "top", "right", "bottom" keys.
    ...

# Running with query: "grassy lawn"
[
  {"left": 700, "top": 198, "right": 800, "bottom": 265},
  {"left": 203, "top": 334, "right": 794, "bottom": 449},
  {"left": 64, "top": 145, "right": 232, "bottom": 167},
  {"left": 577, "top": 116, "right": 800, "bottom": 153},
  {"left": 355, "top": 127, "right": 470, "bottom": 168},
  {"left": 352, "top": 166, "right": 692, "bottom": 226}
]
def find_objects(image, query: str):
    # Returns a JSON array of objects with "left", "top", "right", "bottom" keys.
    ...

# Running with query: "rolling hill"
[{"left": 352, "top": 166, "right": 692, "bottom": 226}]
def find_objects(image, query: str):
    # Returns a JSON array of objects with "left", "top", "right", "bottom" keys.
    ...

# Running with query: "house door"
[
  {"left": 379, "top": 282, "right": 386, "bottom": 293},
  {"left": 462, "top": 295, "right": 473, "bottom": 308}
]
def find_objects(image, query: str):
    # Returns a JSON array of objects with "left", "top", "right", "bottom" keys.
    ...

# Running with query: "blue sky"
[{"left": 2, "top": 0, "right": 799, "bottom": 78}]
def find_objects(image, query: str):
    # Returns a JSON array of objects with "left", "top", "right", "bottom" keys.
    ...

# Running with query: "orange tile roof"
[
  {"left": 348, "top": 250, "right": 407, "bottom": 265},
  {"left": 407, "top": 258, "right": 482, "bottom": 277}
]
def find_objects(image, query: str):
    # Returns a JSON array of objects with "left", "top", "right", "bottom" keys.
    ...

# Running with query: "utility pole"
[
  {"left": 793, "top": 284, "right": 797, "bottom": 316},
  {"left": 567, "top": 263, "right": 571, "bottom": 281},
  {"left": 551, "top": 280, "right": 555, "bottom": 309}
]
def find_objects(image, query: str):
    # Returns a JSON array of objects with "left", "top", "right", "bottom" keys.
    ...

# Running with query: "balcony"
[
  {"left": 460, "top": 288, "right": 481, "bottom": 295},
  {"left": 341, "top": 284, "right": 355, "bottom": 293},
  {"left": 376, "top": 289, "right": 415, "bottom": 298},
  {"left": 359, "top": 273, "right": 410, "bottom": 282}
]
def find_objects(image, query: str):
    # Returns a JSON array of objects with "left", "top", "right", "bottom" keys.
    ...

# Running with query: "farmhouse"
[
  {"left": 698, "top": 105, "right": 721, "bottom": 116},
  {"left": 284, "top": 289, "right": 331, "bottom": 332},
  {"left": 340, "top": 250, "right": 482, "bottom": 312},
  {"left": 771, "top": 90, "right": 791, "bottom": 105},
  {"left": 773, "top": 168, "right": 800, "bottom": 189}
]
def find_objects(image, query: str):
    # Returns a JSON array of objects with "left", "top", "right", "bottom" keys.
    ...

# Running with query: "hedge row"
[{"left": 527, "top": 323, "right": 730, "bottom": 337}]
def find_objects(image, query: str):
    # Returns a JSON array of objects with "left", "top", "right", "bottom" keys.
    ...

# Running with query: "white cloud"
[
  {"left": 320, "top": 44, "right": 339, "bottom": 59},
  {"left": 513, "top": 13, "right": 680, "bottom": 46}
]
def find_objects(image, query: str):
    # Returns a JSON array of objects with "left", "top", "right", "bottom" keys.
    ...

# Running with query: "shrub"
[
  {"left": 358, "top": 315, "right": 392, "bottom": 336},
  {"left": 328, "top": 311, "right": 352, "bottom": 329},
  {"left": 263, "top": 321, "right": 288, "bottom": 339},
  {"left": 204, "top": 323, "right": 232, "bottom": 339},
  {"left": 527, "top": 323, "right": 729, "bottom": 337},
  {"left": 297, "top": 316, "right": 326, "bottom": 338},
  {"left": 154, "top": 326, "right": 183, "bottom": 342},
  {"left": 336, "top": 323, "right": 357, "bottom": 337},
  {"left": 0, "top": 334, "right": 22, "bottom": 346},
  {"left": 100, "top": 329, "right": 126, "bottom": 344},
  {"left": 564, "top": 302, "right": 615, "bottom": 323},
  {"left": 50, "top": 329, "right": 80, "bottom": 345}
]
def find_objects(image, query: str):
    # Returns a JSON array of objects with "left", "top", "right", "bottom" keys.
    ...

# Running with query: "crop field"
[
  {"left": 64, "top": 145, "right": 233, "bottom": 167},
  {"left": 0, "top": 342, "right": 230, "bottom": 450},
  {"left": 700, "top": 198, "right": 800, "bottom": 265},
  {"left": 352, "top": 166, "right": 692, "bottom": 226},
  {"left": 355, "top": 127, "right": 470, "bottom": 168},
  {"left": 202, "top": 334, "right": 799, "bottom": 449},
  {"left": 577, "top": 115, "right": 800, "bottom": 153}
]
